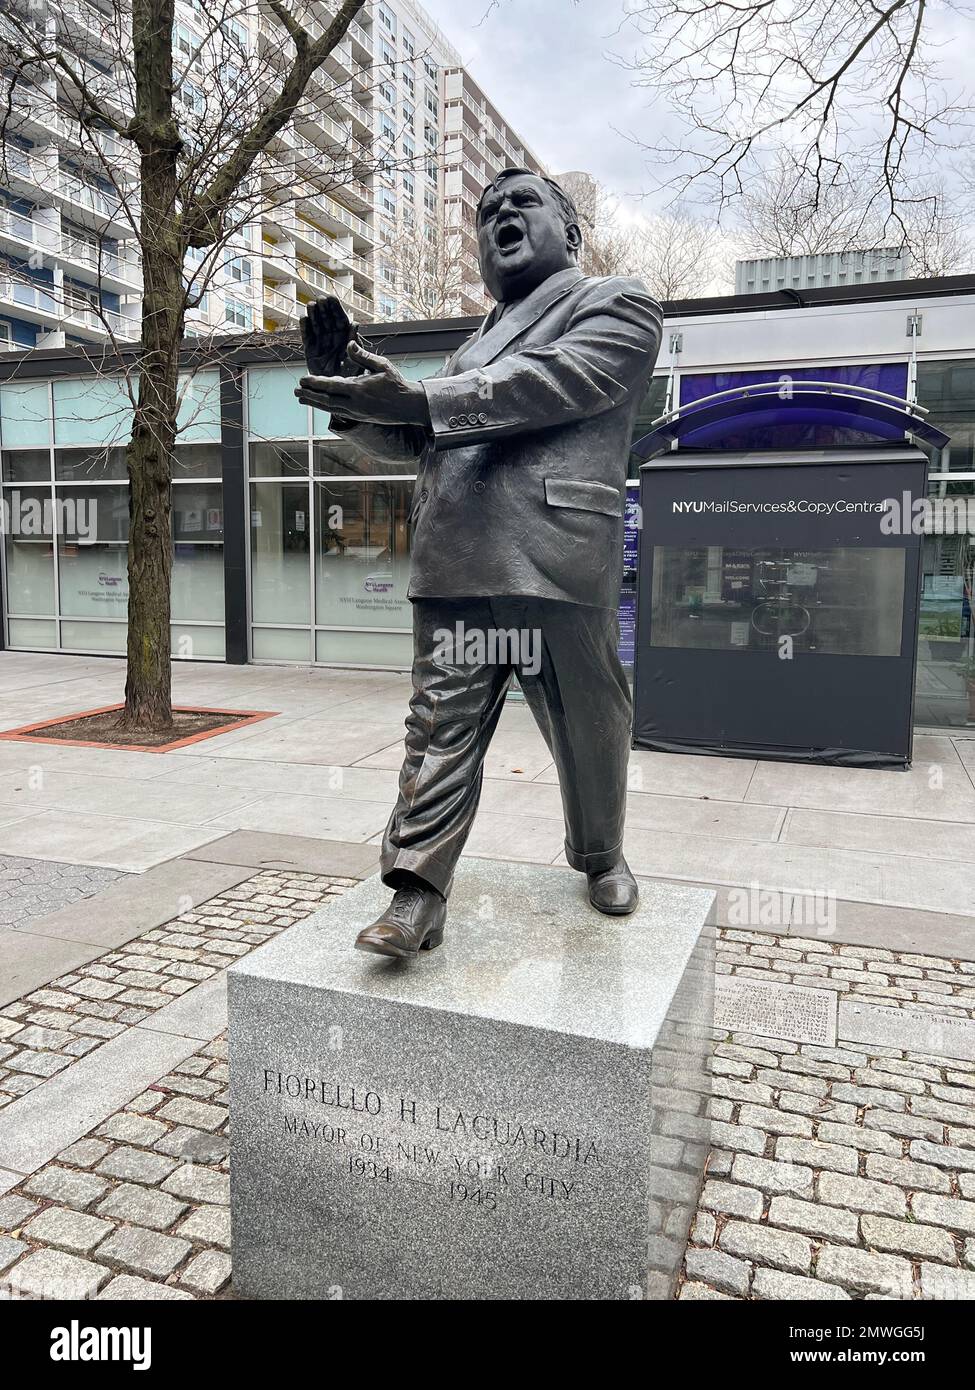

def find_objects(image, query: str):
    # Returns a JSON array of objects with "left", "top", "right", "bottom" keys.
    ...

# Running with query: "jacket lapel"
[{"left": 451, "top": 267, "right": 585, "bottom": 374}]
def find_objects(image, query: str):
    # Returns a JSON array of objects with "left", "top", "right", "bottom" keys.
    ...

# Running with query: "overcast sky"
[
  {"left": 420, "top": 0, "right": 664, "bottom": 207},
  {"left": 420, "top": 0, "right": 971, "bottom": 222}
]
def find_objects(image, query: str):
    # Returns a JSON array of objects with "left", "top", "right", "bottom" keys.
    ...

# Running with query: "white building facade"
[{"left": 0, "top": 0, "right": 546, "bottom": 348}]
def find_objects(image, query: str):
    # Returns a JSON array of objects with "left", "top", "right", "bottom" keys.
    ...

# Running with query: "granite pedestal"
[{"left": 228, "top": 861, "right": 715, "bottom": 1301}]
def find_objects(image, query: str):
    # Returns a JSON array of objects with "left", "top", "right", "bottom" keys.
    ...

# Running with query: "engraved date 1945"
[{"left": 449, "top": 1182, "right": 497, "bottom": 1211}]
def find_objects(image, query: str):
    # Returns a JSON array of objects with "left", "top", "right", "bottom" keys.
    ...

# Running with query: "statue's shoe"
[
  {"left": 354, "top": 885, "right": 447, "bottom": 958},
  {"left": 587, "top": 857, "right": 639, "bottom": 916}
]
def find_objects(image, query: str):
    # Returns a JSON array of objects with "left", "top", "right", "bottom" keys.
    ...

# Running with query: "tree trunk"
[{"left": 120, "top": 0, "right": 183, "bottom": 732}]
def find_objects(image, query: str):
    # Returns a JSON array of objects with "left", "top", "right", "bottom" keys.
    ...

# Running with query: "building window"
[
  {"left": 225, "top": 298, "right": 250, "bottom": 328},
  {"left": 379, "top": 4, "right": 396, "bottom": 34},
  {"left": 402, "top": 100, "right": 414, "bottom": 129},
  {"left": 403, "top": 29, "right": 415, "bottom": 58}
]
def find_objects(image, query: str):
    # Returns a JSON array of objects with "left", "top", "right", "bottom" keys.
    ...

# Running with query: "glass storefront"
[
  {"left": 245, "top": 356, "right": 441, "bottom": 668},
  {"left": 0, "top": 341, "right": 971, "bottom": 732},
  {"left": 0, "top": 372, "right": 225, "bottom": 659}
]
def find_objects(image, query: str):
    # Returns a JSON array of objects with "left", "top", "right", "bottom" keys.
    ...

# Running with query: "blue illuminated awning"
[{"left": 633, "top": 381, "right": 950, "bottom": 458}]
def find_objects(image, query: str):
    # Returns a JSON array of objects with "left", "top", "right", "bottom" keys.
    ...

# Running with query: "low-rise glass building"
[{"left": 0, "top": 273, "right": 973, "bottom": 729}]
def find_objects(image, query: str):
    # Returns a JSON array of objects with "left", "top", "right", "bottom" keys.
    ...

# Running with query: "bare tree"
[
  {"left": 635, "top": 209, "right": 721, "bottom": 299},
  {"left": 0, "top": 0, "right": 389, "bottom": 730},
  {"left": 623, "top": 0, "right": 970, "bottom": 227},
  {"left": 557, "top": 172, "right": 722, "bottom": 298},
  {"left": 379, "top": 210, "right": 470, "bottom": 320},
  {"left": 557, "top": 171, "right": 635, "bottom": 277},
  {"left": 736, "top": 153, "right": 971, "bottom": 274}
]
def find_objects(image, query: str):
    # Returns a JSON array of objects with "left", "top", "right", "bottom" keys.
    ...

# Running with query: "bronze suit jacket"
[{"left": 335, "top": 267, "right": 663, "bottom": 609}]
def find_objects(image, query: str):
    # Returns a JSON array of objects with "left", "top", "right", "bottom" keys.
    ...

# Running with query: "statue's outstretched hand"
[
  {"left": 295, "top": 341, "right": 431, "bottom": 426},
  {"left": 300, "top": 296, "right": 363, "bottom": 379}
]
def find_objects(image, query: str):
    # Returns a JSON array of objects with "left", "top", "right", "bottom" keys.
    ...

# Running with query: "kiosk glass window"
[{"left": 650, "top": 545, "right": 906, "bottom": 657}]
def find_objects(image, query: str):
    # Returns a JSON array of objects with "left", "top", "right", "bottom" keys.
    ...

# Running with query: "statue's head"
[{"left": 476, "top": 168, "right": 582, "bottom": 303}]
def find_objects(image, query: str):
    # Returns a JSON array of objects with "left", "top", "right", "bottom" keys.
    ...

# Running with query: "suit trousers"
[{"left": 380, "top": 596, "right": 632, "bottom": 899}]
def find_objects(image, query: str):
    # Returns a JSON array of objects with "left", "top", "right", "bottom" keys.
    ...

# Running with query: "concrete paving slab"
[
  {"left": 152, "top": 758, "right": 401, "bottom": 803},
  {"left": 182, "top": 830, "right": 380, "bottom": 878},
  {"left": 745, "top": 757, "right": 975, "bottom": 823},
  {"left": 133, "top": 973, "right": 227, "bottom": 1042},
  {"left": 790, "top": 898, "right": 975, "bottom": 958},
  {"left": 783, "top": 807, "right": 975, "bottom": 862},
  {"left": 203, "top": 716, "right": 397, "bottom": 766},
  {"left": 0, "top": 928, "right": 103, "bottom": 1009},
  {"left": 461, "top": 810, "right": 566, "bottom": 863},
  {"left": 0, "top": 769, "right": 267, "bottom": 826},
  {"left": 20, "top": 859, "right": 256, "bottom": 948},
  {"left": 207, "top": 791, "right": 390, "bottom": 841},
  {"left": 536, "top": 745, "right": 759, "bottom": 802},
  {"left": 0, "top": 1026, "right": 201, "bottom": 1174},
  {"left": 0, "top": 811, "right": 224, "bottom": 872},
  {"left": 0, "top": 1169, "right": 23, "bottom": 1195}
]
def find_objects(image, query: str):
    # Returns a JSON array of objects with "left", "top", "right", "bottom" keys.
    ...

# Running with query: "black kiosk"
[{"left": 631, "top": 381, "right": 949, "bottom": 768}]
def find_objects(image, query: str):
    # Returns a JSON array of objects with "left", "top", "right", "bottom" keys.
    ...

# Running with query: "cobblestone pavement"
[
  {"left": 0, "top": 854, "right": 125, "bottom": 928},
  {"left": 679, "top": 928, "right": 975, "bottom": 1301},
  {"left": 3, "top": 879, "right": 975, "bottom": 1299},
  {"left": 0, "top": 871, "right": 350, "bottom": 1109},
  {"left": 0, "top": 869, "right": 355, "bottom": 1299}
]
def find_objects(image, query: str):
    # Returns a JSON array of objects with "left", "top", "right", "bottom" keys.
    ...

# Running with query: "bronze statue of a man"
[{"left": 297, "top": 169, "right": 663, "bottom": 958}]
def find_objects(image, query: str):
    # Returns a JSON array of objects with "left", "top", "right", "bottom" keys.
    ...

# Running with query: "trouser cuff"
[
  {"left": 564, "top": 839, "right": 623, "bottom": 876},
  {"left": 381, "top": 847, "right": 455, "bottom": 900}
]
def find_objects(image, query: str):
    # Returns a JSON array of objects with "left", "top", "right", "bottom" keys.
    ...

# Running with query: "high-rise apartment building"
[{"left": 0, "top": 0, "right": 547, "bottom": 352}]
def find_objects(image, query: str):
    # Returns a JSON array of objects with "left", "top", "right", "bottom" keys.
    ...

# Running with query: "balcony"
[
  {"left": 0, "top": 272, "right": 138, "bottom": 340},
  {"left": 290, "top": 219, "right": 352, "bottom": 271},
  {"left": 56, "top": 0, "right": 121, "bottom": 58},
  {"left": 0, "top": 207, "right": 58, "bottom": 259},
  {"left": 55, "top": 170, "right": 135, "bottom": 238},
  {"left": 263, "top": 284, "right": 298, "bottom": 320},
  {"left": 334, "top": 282, "right": 374, "bottom": 320},
  {"left": 60, "top": 235, "right": 142, "bottom": 291},
  {"left": 293, "top": 186, "right": 373, "bottom": 246},
  {"left": 62, "top": 293, "right": 139, "bottom": 340},
  {"left": 0, "top": 272, "right": 58, "bottom": 319}
]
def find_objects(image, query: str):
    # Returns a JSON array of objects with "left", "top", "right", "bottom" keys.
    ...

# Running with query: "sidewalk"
[{"left": 0, "top": 650, "right": 972, "bottom": 1300}]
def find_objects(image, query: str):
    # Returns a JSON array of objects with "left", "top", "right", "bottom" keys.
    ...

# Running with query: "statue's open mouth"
[{"left": 496, "top": 221, "right": 525, "bottom": 252}]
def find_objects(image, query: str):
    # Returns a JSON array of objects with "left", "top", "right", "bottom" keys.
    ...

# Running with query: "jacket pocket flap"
[{"left": 543, "top": 478, "right": 622, "bottom": 517}]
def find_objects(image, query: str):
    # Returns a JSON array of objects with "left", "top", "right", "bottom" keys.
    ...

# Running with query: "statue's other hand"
[{"left": 300, "top": 296, "right": 355, "bottom": 378}]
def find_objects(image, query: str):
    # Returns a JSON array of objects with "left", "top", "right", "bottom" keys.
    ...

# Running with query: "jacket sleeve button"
[
  {"left": 478, "top": 413, "right": 488, "bottom": 424},
  {"left": 473, "top": 480, "right": 485, "bottom": 494}
]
